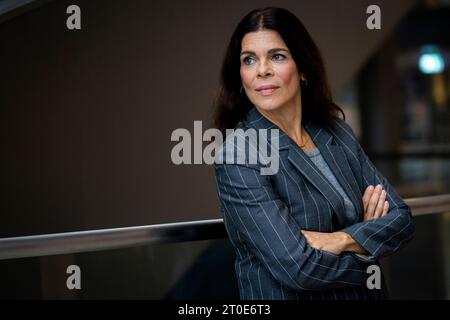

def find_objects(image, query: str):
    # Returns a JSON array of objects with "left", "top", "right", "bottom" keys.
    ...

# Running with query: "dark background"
[
  {"left": 0, "top": 0, "right": 415, "bottom": 236},
  {"left": 1, "top": 0, "right": 449, "bottom": 300}
]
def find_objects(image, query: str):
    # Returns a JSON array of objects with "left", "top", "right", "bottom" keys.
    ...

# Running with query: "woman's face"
[{"left": 240, "top": 30, "right": 302, "bottom": 113}]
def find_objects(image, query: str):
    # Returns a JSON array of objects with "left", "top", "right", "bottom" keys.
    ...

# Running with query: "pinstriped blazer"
[{"left": 214, "top": 107, "right": 415, "bottom": 300}]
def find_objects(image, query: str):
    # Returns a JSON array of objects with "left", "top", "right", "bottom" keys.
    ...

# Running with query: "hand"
[
  {"left": 301, "top": 230, "right": 349, "bottom": 255},
  {"left": 362, "top": 184, "right": 389, "bottom": 221}
]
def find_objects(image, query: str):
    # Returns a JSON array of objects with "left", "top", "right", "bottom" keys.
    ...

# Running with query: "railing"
[{"left": 1, "top": 194, "right": 450, "bottom": 261}]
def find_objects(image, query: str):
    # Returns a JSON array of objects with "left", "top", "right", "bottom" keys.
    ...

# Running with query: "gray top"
[
  {"left": 304, "top": 147, "right": 356, "bottom": 222},
  {"left": 304, "top": 147, "right": 375, "bottom": 262}
]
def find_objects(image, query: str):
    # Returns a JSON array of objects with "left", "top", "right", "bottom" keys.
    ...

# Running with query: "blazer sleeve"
[
  {"left": 339, "top": 121, "right": 415, "bottom": 260},
  {"left": 215, "top": 162, "right": 372, "bottom": 292}
]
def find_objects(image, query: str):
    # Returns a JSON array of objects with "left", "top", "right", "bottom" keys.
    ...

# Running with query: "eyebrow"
[{"left": 240, "top": 48, "right": 289, "bottom": 56}]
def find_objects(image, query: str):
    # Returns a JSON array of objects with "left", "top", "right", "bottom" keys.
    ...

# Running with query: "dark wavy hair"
[{"left": 213, "top": 7, "right": 345, "bottom": 134}]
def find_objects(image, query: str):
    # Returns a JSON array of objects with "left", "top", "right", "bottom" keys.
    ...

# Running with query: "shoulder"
[
  {"left": 215, "top": 119, "right": 250, "bottom": 153},
  {"left": 214, "top": 119, "right": 258, "bottom": 167},
  {"left": 329, "top": 117, "right": 360, "bottom": 146},
  {"left": 327, "top": 118, "right": 365, "bottom": 161}
]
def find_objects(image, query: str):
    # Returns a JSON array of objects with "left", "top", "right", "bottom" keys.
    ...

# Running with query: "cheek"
[
  {"left": 240, "top": 68, "right": 253, "bottom": 87},
  {"left": 278, "top": 64, "right": 300, "bottom": 89}
]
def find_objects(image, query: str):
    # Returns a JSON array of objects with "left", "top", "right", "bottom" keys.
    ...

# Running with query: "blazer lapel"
[
  {"left": 287, "top": 122, "right": 346, "bottom": 227},
  {"left": 245, "top": 107, "right": 363, "bottom": 226},
  {"left": 319, "top": 143, "right": 364, "bottom": 222},
  {"left": 290, "top": 120, "right": 364, "bottom": 225}
]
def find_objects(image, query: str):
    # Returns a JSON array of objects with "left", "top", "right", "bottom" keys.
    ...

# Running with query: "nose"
[{"left": 257, "top": 59, "right": 273, "bottom": 78}]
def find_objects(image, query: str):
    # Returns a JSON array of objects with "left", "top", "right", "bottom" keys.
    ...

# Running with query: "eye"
[
  {"left": 272, "top": 53, "right": 286, "bottom": 61},
  {"left": 242, "top": 56, "right": 255, "bottom": 65}
]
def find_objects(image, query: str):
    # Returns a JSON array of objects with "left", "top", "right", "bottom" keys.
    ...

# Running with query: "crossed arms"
[{"left": 214, "top": 126, "right": 414, "bottom": 291}]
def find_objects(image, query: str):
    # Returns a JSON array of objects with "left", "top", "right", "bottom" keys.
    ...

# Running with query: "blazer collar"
[{"left": 245, "top": 107, "right": 363, "bottom": 227}]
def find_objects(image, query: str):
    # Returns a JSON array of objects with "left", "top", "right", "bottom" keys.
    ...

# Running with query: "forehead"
[{"left": 241, "top": 30, "right": 287, "bottom": 52}]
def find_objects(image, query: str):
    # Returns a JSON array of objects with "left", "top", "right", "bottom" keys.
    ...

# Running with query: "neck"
[{"left": 256, "top": 101, "right": 304, "bottom": 143}]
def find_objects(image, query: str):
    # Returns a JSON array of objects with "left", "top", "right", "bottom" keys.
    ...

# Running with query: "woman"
[{"left": 213, "top": 7, "right": 415, "bottom": 300}]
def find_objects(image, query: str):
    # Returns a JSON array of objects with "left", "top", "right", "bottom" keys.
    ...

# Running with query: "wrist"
[
  {"left": 337, "top": 231, "right": 369, "bottom": 254},
  {"left": 335, "top": 231, "right": 352, "bottom": 252}
]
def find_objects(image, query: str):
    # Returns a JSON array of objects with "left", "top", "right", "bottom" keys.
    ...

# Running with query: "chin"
[{"left": 253, "top": 98, "right": 283, "bottom": 112}]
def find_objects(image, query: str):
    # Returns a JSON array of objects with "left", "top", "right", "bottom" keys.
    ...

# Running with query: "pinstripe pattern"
[{"left": 214, "top": 107, "right": 415, "bottom": 300}]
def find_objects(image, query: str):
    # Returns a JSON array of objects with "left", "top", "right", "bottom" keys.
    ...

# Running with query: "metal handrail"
[{"left": 1, "top": 194, "right": 449, "bottom": 260}]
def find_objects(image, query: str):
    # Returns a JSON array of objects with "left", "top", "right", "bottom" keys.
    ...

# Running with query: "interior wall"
[{"left": 0, "top": 0, "right": 415, "bottom": 235}]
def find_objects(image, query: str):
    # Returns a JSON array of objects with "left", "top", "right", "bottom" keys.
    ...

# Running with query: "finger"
[
  {"left": 381, "top": 201, "right": 389, "bottom": 217},
  {"left": 366, "top": 184, "right": 382, "bottom": 219},
  {"left": 373, "top": 190, "right": 387, "bottom": 219},
  {"left": 362, "top": 185, "right": 374, "bottom": 211}
]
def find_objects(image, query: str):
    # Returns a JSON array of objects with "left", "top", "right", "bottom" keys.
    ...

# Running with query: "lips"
[{"left": 256, "top": 85, "right": 280, "bottom": 96}]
